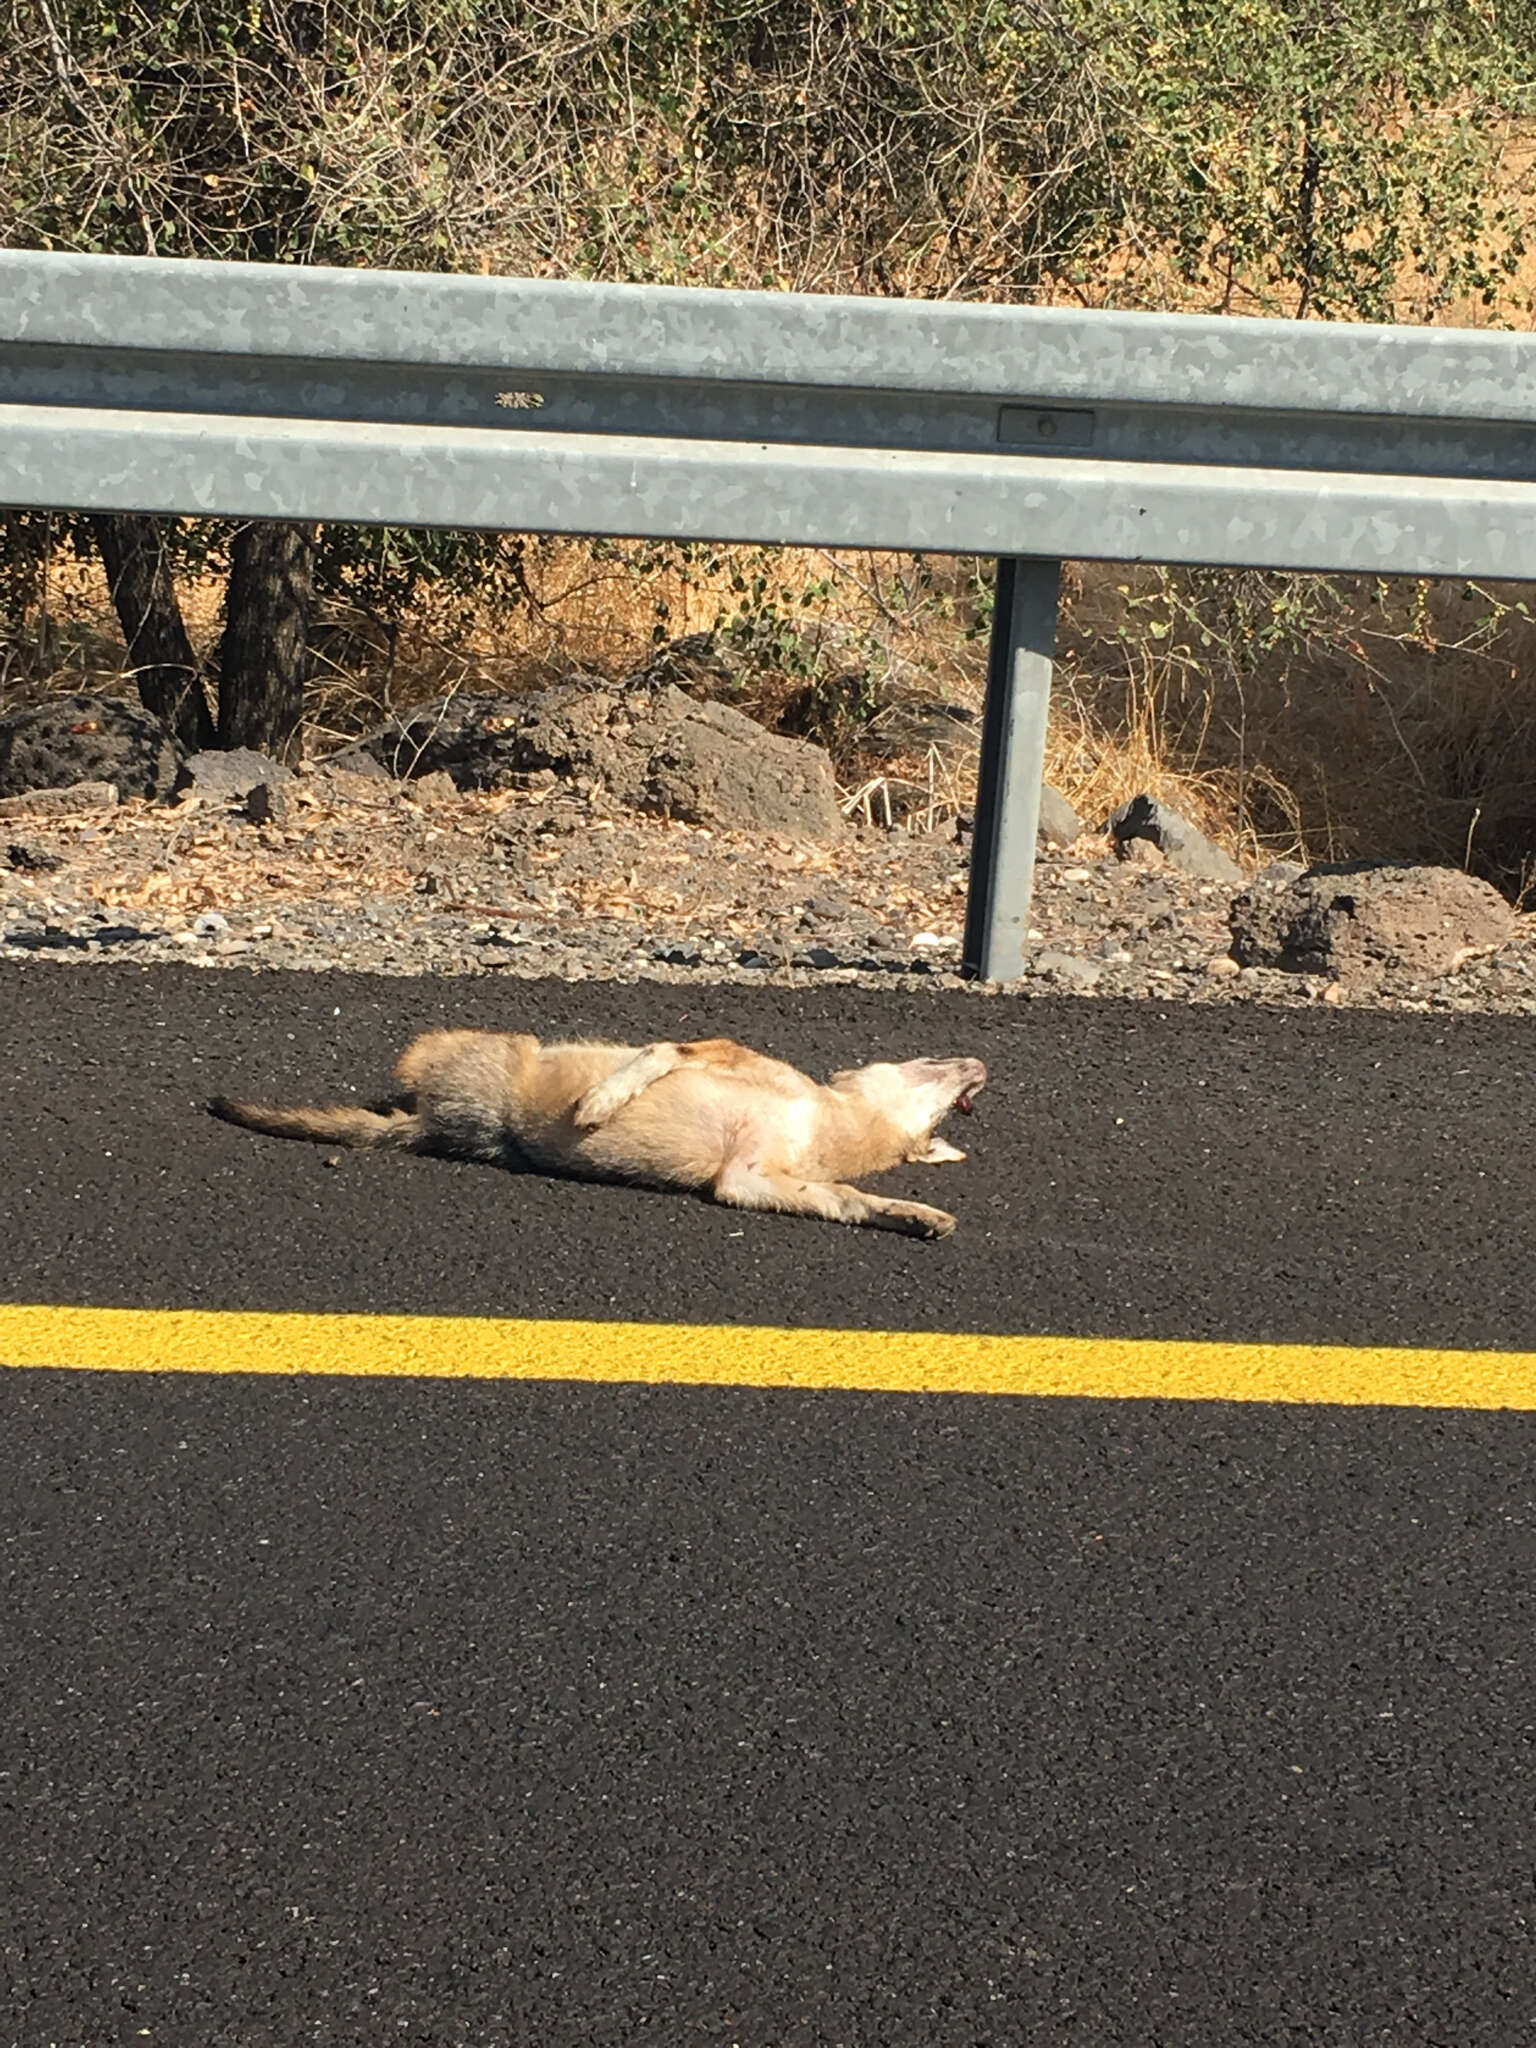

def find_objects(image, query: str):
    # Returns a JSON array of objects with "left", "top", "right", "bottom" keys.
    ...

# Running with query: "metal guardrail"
[{"left": 4, "top": 250, "right": 1536, "bottom": 977}]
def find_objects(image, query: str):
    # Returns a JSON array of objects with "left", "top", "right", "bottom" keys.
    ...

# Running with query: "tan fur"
[{"left": 209, "top": 1029, "right": 987, "bottom": 1240}]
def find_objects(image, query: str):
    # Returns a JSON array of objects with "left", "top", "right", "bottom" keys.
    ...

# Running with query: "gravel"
[{"left": 2, "top": 767, "right": 1535, "bottom": 1015}]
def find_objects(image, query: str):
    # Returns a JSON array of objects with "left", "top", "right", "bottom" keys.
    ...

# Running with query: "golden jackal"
[{"left": 210, "top": 1029, "right": 986, "bottom": 1239}]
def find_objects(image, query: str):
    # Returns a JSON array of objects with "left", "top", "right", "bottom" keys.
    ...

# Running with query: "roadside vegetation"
[{"left": 3, "top": 0, "right": 1535, "bottom": 882}]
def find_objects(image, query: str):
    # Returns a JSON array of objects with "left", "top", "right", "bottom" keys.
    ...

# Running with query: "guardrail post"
[{"left": 961, "top": 555, "right": 1061, "bottom": 982}]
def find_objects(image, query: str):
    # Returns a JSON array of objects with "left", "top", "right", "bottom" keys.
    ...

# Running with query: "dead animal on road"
[{"left": 209, "top": 1028, "right": 986, "bottom": 1238}]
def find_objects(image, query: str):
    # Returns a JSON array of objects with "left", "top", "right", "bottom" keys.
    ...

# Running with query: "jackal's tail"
[{"left": 207, "top": 1096, "right": 423, "bottom": 1150}]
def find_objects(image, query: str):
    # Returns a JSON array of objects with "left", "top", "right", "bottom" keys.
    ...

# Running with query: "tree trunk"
[
  {"left": 91, "top": 513, "right": 216, "bottom": 751},
  {"left": 218, "top": 521, "right": 317, "bottom": 763}
]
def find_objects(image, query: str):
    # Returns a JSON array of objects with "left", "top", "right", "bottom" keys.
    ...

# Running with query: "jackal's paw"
[
  {"left": 890, "top": 1201, "right": 957, "bottom": 1240},
  {"left": 915, "top": 1137, "right": 967, "bottom": 1165},
  {"left": 572, "top": 1080, "right": 625, "bottom": 1129}
]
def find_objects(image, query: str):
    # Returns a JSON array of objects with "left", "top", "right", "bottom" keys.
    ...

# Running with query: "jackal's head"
[{"left": 829, "top": 1055, "right": 988, "bottom": 1164}]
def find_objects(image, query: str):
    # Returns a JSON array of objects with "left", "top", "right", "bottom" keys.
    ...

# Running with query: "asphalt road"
[{"left": 4, "top": 965, "right": 1536, "bottom": 2045}]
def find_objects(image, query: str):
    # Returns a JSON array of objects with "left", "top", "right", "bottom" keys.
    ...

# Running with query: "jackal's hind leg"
[
  {"left": 572, "top": 1042, "right": 687, "bottom": 1128},
  {"left": 573, "top": 1037, "right": 756, "bottom": 1129},
  {"left": 713, "top": 1158, "right": 956, "bottom": 1239}
]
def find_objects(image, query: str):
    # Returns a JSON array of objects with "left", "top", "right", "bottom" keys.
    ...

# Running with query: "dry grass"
[
  {"left": 1056, "top": 566, "right": 1536, "bottom": 891},
  {"left": 17, "top": 533, "right": 1536, "bottom": 895}
]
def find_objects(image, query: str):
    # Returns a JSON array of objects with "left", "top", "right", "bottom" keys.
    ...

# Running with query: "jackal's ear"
[{"left": 913, "top": 1135, "right": 966, "bottom": 1164}]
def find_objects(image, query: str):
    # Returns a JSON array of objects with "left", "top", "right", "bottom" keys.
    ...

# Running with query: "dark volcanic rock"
[
  {"left": 244, "top": 781, "right": 297, "bottom": 828},
  {"left": 358, "top": 679, "right": 844, "bottom": 841},
  {"left": 1229, "top": 862, "right": 1514, "bottom": 986},
  {"left": 174, "top": 748, "right": 294, "bottom": 805},
  {"left": 7, "top": 842, "right": 63, "bottom": 872},
  {"left": 0, "top": 694, "right": 181, "bottom": 802},
  {"left": 1109, "top": 792, "right": 1243, "bottom": 883}
]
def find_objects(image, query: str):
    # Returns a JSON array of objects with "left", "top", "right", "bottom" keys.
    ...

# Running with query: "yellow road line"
[{"left": 1, "top": 1303, "right": 1535, "bottom": 1408}]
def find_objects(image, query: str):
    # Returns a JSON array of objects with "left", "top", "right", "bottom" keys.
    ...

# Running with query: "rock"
[
  {"left": 1108, "top": 793, "right": 1243, "bottom": 883},
  {"left": 411, "top": 769, "right": 460, "bottom": 805},
  {"left": 629, "top": 628, "right": 789, "bottom": 698},
  {"left": 0, "top": 693, "right": 181, "bottom": 802},
  {"left": 358, "top": 679, "right": 844, "bottom": 841},
  {"left": 644, "top": 627, "right": 881, "bottom": 736},
  {"left": 641, "top": 693, "right": 842, "bottom": 840},
  {"left": 6, "top": 842, "right": 63, "bottom": 872},
  {"left": 1033, "top": 947, "right": 1103, "bottom": 989},
  {"left": 1037, "top": 785, "right": 1083, "bottom": 849},
  {"left": 174, "top": 748, "right": 294, "bottom": 805},
  {"left": 6, "top": 925, "right": 92, "bottom": 950},
  {"left": 803, "top": 892, "right": 853, "bottom": 921},
  {"left": 357, "top": 688, "right": 572, "bottom": 787},
  {"left": 0, "top": 779, "right": 120, "bottom": 819},
  {"left": 910, "top": 814, "right": 960, "bottom": 843},
  {"left": 316, "top": 748, "right": 392, "bottom": 784},
  {"left": 1120, "top": 836, "right": 1167, "bottom": 870},
  {"left": 244, "top": 781, "right": 296, "bottom": 828},
  {"left": 1229, "top": 862, "right": 1515, "bottom": 987}
]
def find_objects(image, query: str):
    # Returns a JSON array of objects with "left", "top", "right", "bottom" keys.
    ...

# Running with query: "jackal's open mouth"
[{"left": 956, "top": 1090, "right": 975, "bottom": 1116}]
